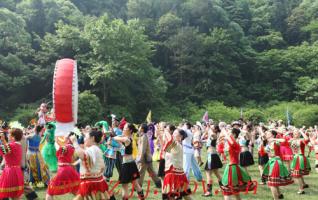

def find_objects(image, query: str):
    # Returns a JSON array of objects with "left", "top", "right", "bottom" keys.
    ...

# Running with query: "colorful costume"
[
  {"left": 220, "top": 136, "right": 256, "bottom": 195},
  {"left": 205, "top": 135, "right": 222, "bottom": 170},
  {"left": 147, "top": 124, "right": 155, "bottom": 155},
  {"left": 239, "top": 135, "right": 254, "bottom": 167},
  {"left": 41, "top": 122, "right": 58, "bottom": 172},
  {"left": 163, "top": 138, "right": 189, "bottom": 197},
  {"left": 290, "top": 139, "right": 311, "bottom": 178},
  {"left": 258, "top": 141, "right": 269, "bottom": 166},
  {"left": 48, "top": 144, "right": 80, "bottom": 195},
  {"left": 217, "top": 136, "right": 227, "bottom": 162},
  {"left": 21, "top": 136, "right": 39, "bottom": 200},
  {"left": 279, "top": 135, "right": 293, "bottom": 161},
  {"left": 78, "top": 145, "right": 108, "bottom": 197},
  {"left": 104, "top": 126, "right": 123, "bottom": 180},
  {"left": 27, "top": 134, "right": 50, "bottom": 184},
  {"left": 0, "top": 142, "right": 24, "bottom": 198},
  {"left": 119, "top": 138, "right": 140, "bottom": 184},
  {"left": 262, "top": 141, "right": 294, "bottom": 186}
]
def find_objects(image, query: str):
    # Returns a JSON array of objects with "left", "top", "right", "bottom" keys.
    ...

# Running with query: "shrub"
[
  {"left": 78, "top": 91, "right": 103, "bottom": 125},
  {"left": 11, "top": 104, "right": 37, "bottom": 126},
  {"left": 191, "top": 101, "right": 240, "bottom": 123},
  {"left": 293, "top": 106, "right": 318, "bottom": 127},
  {"left": 244, "top": 109, "right": 266, "bottom": 124}
]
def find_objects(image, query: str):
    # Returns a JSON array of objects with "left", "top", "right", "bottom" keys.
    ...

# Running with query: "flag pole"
[{"left": 286, "top": 107, "right": 290, "bottom": 127}]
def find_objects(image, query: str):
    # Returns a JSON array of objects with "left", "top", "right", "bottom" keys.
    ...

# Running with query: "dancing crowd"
[{"left": 0, "top": 103, "right": 318, "bottom": 200}]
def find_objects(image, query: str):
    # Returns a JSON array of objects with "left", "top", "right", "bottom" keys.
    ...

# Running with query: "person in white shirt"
[
  {"left": 71, "top": 130, "right": 115, "bottom": 200},
  {"left": 182, "top": 122, "right": 203, "bottom": 182},
  {"left": 162, "top": 128, "right": 193, "bottom": 200}
]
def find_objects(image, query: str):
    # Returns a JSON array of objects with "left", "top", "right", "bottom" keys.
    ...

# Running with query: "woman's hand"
[
  {"left": 70, "top": 135, "right": 77, "bottom": 144},
  {"left": 0, "top": 133, "right": 7, "bottom": 146}
]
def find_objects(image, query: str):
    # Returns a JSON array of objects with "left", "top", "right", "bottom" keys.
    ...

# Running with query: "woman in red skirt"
[
  {"left": 0, "top": 128, "right": 24, "bottom": 200},
  {"left": 46, "top": 136, "right": 80, "bottom": 200},
  {"left": 289, "top": 129, "right": 311, "bottom": 194},
  {"left": 262, "top": 130, "right": 294, "bottom": 200},
  {"left": 71, "top": 129, "right": 115, "bottom": 200},
  {"left": 220, "top": 128, "right": 256, "bottom": 200},
  {"left": 162, "top": 128, "right": 193, "bottom": 200}
]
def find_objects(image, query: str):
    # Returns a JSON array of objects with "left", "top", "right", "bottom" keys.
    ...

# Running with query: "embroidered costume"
[
  {"left": 41, "top": 123, "right": 58, "bottom": 172},
  {"left": 279, "top": 134, "right": 293, "bottom": 161},
  {"left": 220, "top": 136, "right": 256, "bottom": 195},
  {"left": 163, "top": 138, "right": 189, "bottom": 197},
  {"left": 0, "top": 142, "right": 24, "bottom": 198},
  {"left": 78, "top": 145, "right": 108, "bottom": 197},
  {"left": 26, "top": 134, "right": 50, "bottom": 185},
  {"left": 290, "top": 139, "right": 311, "bottom": 178},
  {"left": 47, "top": 144, "right": 80, "bottom": 195},
  {"left": 262, "top": 141, "right": 294, "bottom": 186}
]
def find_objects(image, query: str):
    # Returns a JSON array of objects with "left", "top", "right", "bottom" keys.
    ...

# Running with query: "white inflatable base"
[{"left": 55, "top": 122, "right": 75, "bottom": 137}]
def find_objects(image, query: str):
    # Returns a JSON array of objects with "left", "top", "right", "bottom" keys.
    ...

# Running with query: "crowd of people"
[{"left": 0, "top": 103, "right": 318, "bottom": 200}]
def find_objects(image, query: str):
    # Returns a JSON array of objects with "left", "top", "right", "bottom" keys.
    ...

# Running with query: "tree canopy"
[{"left": 1, "top": 0, "right": 318, "bottom": 123}]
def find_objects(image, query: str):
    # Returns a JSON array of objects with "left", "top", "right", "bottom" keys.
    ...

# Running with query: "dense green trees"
[{"left": 2, "top": 0, "right": 318, "bottom": 124}]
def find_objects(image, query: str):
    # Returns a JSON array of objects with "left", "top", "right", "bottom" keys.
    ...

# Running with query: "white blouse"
[{"left": 80, "top": 145, "right": 105, "bottom": 178}]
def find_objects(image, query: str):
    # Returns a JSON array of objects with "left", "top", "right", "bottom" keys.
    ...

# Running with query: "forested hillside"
[{"left": 2, "top": 0, "right": 318, "bottom": 123}]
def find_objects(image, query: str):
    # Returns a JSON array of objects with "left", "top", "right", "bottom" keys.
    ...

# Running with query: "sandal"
[
  {"left": 297, "top": 191, "right": 305, "bottom": 195},
  {"left": 202, "top": 192, "right": 212, "bottom": 197}
]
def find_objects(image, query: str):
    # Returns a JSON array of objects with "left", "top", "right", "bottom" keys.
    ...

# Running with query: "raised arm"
[
  {"left": 70, "top": 135, "right": 85, "bottom": 160},
  {"left": 0, "top": 133, "right": 10, "bottom": 156},
  {"left": 300, "top": 129, "right": 309, "bottom": 141},
  {"left": 113, "top": 136, "right": 130, "bottom": 146}
]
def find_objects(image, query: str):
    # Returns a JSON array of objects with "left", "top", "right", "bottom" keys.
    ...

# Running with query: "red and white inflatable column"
[{"left": 53, "top": 58, "right": 78, "bottom": 137}]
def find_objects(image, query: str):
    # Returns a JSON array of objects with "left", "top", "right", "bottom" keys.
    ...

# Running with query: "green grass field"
[{"left": 32, "top": 150, "right": 318, "bottom": 200}]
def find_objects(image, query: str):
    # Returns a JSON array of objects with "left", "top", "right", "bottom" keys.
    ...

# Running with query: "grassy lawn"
[{"left": 32, "top": 150, "right": 318, "bottom": 200}]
